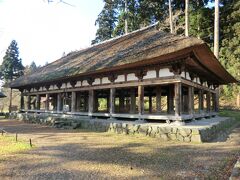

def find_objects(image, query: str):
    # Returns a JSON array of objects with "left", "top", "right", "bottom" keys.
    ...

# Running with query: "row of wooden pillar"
[{"left": 21, "top": 83, "right": 218, "bottom": 119}]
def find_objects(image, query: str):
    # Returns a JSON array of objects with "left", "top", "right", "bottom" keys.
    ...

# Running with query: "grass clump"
[{"left": 0, "top": 135, "right": 32, "bottom": 159}]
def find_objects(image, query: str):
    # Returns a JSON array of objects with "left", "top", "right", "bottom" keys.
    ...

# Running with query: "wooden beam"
[
  {"left": 138, "top": 85, "right": 144, "bottom": 120},
  {"left": 181, "top": 78, "right": 215, "bottom": 93},
  {"left": 156, "top": 86, "right": 161, "bottom": 113},
  {"left": 174, "top": 82, "right": 182, "bottom": 116},
  {"left": 25, "top": 76, "right": 180, "bottom": 95}
]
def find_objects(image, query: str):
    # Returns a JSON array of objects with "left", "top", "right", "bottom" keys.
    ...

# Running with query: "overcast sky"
[{"left": 0, "top": 0, "right": 104, "bottom": 66}]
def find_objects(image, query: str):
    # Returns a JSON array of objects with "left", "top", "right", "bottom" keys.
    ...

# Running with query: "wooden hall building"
[{"left": 9, "top": 24, "right": 237, "bottom": 123}]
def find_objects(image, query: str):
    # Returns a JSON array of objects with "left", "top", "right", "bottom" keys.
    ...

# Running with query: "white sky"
[{"left": 0, "top": 0, "right": 104, "bottom": 66}]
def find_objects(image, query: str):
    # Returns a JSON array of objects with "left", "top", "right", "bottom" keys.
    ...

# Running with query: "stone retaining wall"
[{"left": 12, "top": 112, "right": 236, "bottom": 143}]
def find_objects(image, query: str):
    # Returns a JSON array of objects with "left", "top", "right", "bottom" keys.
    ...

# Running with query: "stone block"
[
  {"left": 159, "top": 127, "right": 171, "bottom": 134},
  {"left": 178, "top": 128, "right": 192, "bottom": 137},
  {"left": 147, "top": 126, "right": 152, "bottom": 136},
  {"left": 138, "top": 125, "right": 148, "bottom": 136},
  {"left": 168, "top": 133, "right": 177, "bottom": 140},
  {"left": 191, "top": 134, "right": 202, "bottom": 143},
  {"left": 171, "top": 127, "right": 178, "bottom": 134},
  {"left": 184, "top": 136, "right": 191, "bottom": 142},
  {"left": 177, "top": 134, "right": 184, "bottom": 142},
  {"left": 191, "top": 128, "right": 200, "bottom": 135},
  {"left": 160, "top": 134, "right": 169, "bottom": 141}
]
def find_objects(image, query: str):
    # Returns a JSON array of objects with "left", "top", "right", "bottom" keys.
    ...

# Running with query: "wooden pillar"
[
  {"left": 188, "top": 86, "right": 194, "bottom": 115},
  {"left": 9, "top": 88, "right": 12, "bottom": 113},
  {"left": 216, "top": 88, "right": 220, "bottom": 112},
  {"left": 183, "top": 94, "right": 188, "bottom": 113},
  {"left": 138, "top": 85, "right": 144, "bottom": 120},
  {"left": 109, "top": 88, "right": 115, "bottom": 118},
  {"left": 57, "top": 93, "right": 62, "bottom": 112},
  {"left": 211, "top": 93, "right": 215, "bottom": 112},
  {"left": 156, "top": 86, "right": 161, "bottom": 113},
  {"left": 106, "top": 95, "right": 110, "bottom": 112},
  {"left": 130, "top": 88, "right": 136, "bottom": 114},
  {"left": 71, "top": 91, "right": 76, "bottom": 112},
  {"left": 167, "top": 86, "right": 174, "bottom": 114},
  {"left": 174, "top": 82, "right": 182, "bottom": 116},
  {"left": 36, "top": 94, "right": 40, "bottom": 110},
  {"left": 84, "top": 94, "right": 88, "bottom": 112},
  {"left": 206, "top": 91, "right": 211, "bottom": 113},
  {"left": 45, "top": 94, "right": 49, "bottom": 111},
  {"left": 88, "top": 90, "right": 94, "bottom": 117},
  {"left": 20, "top": 91, "right": 24, "bottom": 110},
  {"left": 149, "top": 95, "right": 152, "bottom": 113},
  {"left": 27, "top": 95, "right": 31, "bottom": 110},
  {"left": 119, "top": 91, "right": 124, "bottom": 113},
  {"left": 198, "top": 89, "right": 203, "bottom": 113}
]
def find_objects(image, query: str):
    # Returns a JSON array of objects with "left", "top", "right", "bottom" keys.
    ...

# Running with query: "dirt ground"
[{"left": 0, "top": 119, "right": 239, "bottom": 180}]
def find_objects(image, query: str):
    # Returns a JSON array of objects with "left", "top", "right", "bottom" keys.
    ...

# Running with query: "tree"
[
  {"left": 169, "top": 0, "right": 173, "bottom": 33},
  {"left": 91, "top": 0, "right": 117, "bottom": 45},
  {"left": 24, "top": 61, "right": 38, "bottom": 75},
  {"left": 0, "top": 40, "right": 24, "bottom": 83},
  {"left": 185, "top": 0, "right": 189, "bottom": 36},
  {"left": 214, "top": 0, "right": 219, "bottom": 59},
  {"left": 219, "top": 0, "right": 240, "bottom": 107}
]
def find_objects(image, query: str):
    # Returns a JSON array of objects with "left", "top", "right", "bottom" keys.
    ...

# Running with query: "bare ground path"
[{"left": 0, "top": 119, "right": 239, "bottom": 179}]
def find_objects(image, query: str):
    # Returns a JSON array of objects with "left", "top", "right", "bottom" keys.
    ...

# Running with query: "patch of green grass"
[
  {"left": 219, "top": 110, "right": 240, "bottom": 121},
  {"left": 0, "top": 135, "right": 32, "bottom": 159}
]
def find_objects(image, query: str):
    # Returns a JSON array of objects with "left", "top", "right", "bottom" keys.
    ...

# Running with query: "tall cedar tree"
[
  {"left": 0, "top": 40, "right": 24, "bottom": 83},
  {"left": 92, "top": 0, "right": 117, "bottom": 45},
  {"left": 220, "top": 0, "right": 240, "bottom": 100}
]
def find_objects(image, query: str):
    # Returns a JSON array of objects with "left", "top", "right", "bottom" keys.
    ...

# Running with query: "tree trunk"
[
  {"left": 185, "top": 0, "right": 189, "bottom": 37},
  {"left": 237, "top": 93, "right": 240, "bottom": 108},
  {"left": 214, "top": 0, "right": 219, "bottom": 59},
  {"left": 125, "top": 0, "right": 128, "bottom": 34},
  {"left": 169, "top": 0, "right": 173, "bottom": 33}
]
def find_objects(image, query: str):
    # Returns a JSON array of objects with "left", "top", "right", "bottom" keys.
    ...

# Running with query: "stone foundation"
[{"left": 13, "top": 112, "right": 236, "bottom": 143}]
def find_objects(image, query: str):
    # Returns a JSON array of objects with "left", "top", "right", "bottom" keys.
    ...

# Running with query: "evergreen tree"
[
  {"left": 91, "top": 0, "right": 117, "bottom": 44},
  {"left": 24, "top": 61, "right": 38, "bottom": 75},
  {"left": 0, "top": 40, "right": 24, "bottom": 83},
  {"left": 219, "top": 0, "right": 240, "bottom": 104}
]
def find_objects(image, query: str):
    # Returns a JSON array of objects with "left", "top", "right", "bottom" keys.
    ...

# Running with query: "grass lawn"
[
  {"left": 219, "top": 109, "right": 240, "bottom": 121},
  {"left": 0, "top": 135, "right": 32, "bottom": 160}
]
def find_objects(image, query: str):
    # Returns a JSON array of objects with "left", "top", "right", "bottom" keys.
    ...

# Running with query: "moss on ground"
[
  {"left": 219, "top": 110, "right": 240, "bottom": 121},
  {"left": 0, "top": 135, "right": 32, "bottom": 159}
]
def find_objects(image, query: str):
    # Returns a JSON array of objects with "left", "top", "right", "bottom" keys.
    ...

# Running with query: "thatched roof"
[
  {"left": 10, "top": 24, "right": 237, "bottom": 88},
  {"left": 0, "top": 92, "right": 6, "bottom": 98}
]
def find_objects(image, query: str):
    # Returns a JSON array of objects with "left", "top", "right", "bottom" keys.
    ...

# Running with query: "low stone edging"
[{"left": 12, "top": 112, "right": 236, "bottom": 143}]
